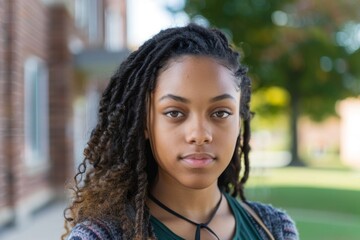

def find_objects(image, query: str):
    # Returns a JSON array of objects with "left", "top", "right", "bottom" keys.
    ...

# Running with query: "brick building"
[{"left": 0, "top": 0, "right": 128, "bottom": 229}]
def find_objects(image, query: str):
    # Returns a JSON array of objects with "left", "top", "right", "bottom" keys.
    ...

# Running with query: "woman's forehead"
[{"left": 152, "top": 55, "right": 240, "bottom": 102}]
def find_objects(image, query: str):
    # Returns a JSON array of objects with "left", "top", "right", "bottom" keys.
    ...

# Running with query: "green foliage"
[
  {"left": 182, "top": 0, "right": 360, "bottom": 163},
  {"left": 183, "top": 0, "right": 360, "bottom": 120}
]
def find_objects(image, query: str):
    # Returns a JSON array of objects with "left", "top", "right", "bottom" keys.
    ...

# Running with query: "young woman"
[{"left": 63, "top": 24, "right": 298, "bottom": 240}]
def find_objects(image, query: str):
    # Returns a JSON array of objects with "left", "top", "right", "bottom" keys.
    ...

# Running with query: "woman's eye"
[
  {"left": 165, "top": 111, "right": 184, "bottom": 118},
  {"left": 212, "top": 111, "right": 231, "bottom": 119}
]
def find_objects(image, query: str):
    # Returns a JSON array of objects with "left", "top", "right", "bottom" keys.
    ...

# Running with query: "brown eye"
[
  {"left": 165, "top": 111, "right": 184, "bottom": 118},
  {"left": 212, "top": 111, "right": 231, "bottom": 119}
]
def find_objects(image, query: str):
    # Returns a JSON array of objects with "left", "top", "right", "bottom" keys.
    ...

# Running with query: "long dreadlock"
[{"left": 62, "top": 23, "right": 253, "bottom": 240}]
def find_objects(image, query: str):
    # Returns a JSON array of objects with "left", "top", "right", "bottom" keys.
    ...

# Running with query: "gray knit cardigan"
[{"left": 67, "top": 201, "right": 299, "bottom": 240}]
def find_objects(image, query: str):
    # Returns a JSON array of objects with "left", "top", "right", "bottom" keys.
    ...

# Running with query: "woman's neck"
[{"left": 149, "top": 178, "right": 222, "bottom": 223}]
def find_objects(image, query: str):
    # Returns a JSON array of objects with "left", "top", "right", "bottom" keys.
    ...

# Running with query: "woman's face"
[{"left": 148, "top": 55, "right": 241, "bottom": 190}]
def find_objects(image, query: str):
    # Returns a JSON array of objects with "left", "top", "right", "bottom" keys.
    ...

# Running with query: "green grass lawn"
[
  {"left": 288, "top": 208, "right": 360, "bottom": 240},
  {"left": 245, "top": 167, "right": 360, "bottom": 239}
]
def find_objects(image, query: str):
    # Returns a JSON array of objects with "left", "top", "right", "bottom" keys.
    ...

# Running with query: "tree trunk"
[{"left": 288, "top": 83, "right": 305, "bottom": 166}]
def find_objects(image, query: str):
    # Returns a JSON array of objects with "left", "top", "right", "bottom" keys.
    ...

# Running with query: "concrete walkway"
[{"left": 0, "top": 201, "right": 66, "bottom": 240}]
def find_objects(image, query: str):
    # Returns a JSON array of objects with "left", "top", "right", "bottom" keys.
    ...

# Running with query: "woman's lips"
[{"left": 180, "top": 153, "right": 215, "bottom": 168}]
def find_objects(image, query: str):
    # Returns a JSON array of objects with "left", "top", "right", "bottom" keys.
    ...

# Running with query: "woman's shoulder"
[
  {"left": 246, "top": 201, "right": 299, "bottom": 240},
  {"left": 67, "top": 218, "right": 121, "bottom": 240}
]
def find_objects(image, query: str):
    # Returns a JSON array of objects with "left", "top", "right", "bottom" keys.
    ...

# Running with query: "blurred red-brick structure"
[{"left": 0, "top": 0, "right": 128, "bottom": 228}]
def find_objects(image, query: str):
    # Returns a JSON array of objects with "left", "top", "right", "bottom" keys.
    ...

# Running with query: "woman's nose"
[{"left": 185, "top": 119, "right": 213, "bottom": 145}]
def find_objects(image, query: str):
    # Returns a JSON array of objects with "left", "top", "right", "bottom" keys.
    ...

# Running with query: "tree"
[{"left": 180, "top": 0, "right": 360, "bottom": 165}]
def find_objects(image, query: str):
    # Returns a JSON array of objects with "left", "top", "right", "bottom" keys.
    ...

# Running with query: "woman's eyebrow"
[
  {"left": 158, "top": 93, "right": 236, "bottom": 103},
  {"left": 210, "top": 94, "right": 236, "bottom": 103},
  {"left": 158, "top": 94, "right": 189, "bottom": 103}
]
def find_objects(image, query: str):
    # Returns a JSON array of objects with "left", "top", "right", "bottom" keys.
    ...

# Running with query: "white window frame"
[
  {"left": 73, "top": 88, "right": 99, "bottom": 170},
  {"left": 74, "top": 0, "right": 88, "bottom": 29},
  {"left": 24, "top": 56, "right": 49, "bottom": 170},
  {"left": 105, "top": 8, "right": 123, "bottom": 51},
  {"left": 74, "top": 0, "right": 102, "bottom": 45}
]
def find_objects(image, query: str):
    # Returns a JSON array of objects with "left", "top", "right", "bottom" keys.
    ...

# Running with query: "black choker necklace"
[{"left": 148, "top": 193, "right": 223, "bottom": 240}]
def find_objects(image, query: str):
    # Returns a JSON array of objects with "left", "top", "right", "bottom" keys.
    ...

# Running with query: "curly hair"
[{"left": 62, "top": 23, "right": 253, "bottom": 240}]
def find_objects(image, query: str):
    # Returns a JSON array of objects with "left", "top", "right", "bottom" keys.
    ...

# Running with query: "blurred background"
[{"left": 0, "top": 0, "right": 359, "bottom": 239}]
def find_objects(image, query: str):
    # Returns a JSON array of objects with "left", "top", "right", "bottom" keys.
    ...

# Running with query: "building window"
[
  {"left": 74, "top": 0, "right": 103, "bottom": 45},
  {"left": 73, "top": 88, "right": 99, "bottom": 170},
  {"left": 24, "top": 57, "right": 49, "bottom": 167},
  {"left": 105, "top": 8, "right": 124, "bottom": 51},
  {"left": 74, "top": 0, "right": 88, "bottom": 30}
]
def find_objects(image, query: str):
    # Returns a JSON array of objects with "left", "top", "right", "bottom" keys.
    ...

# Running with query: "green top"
[{"left": 150, "top": 193, "right": 263, "bottom": 240}]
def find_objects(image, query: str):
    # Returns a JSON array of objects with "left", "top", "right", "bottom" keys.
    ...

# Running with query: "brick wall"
[
  {"left": 48, "top": 5, "right": 74, "bottom": 189},
  {"left": 0, "top": 0, "right": 112, "bottom": 227},
  {"left": 0, "top": 0, "right": 9, "bottom": 210},
  {"left": 12, "top": 0, "right": 52, "bottom": 204},
  {"left": 0, "top": 0, "right": 54, "bottom": 224}
]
